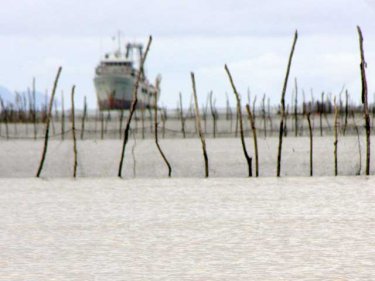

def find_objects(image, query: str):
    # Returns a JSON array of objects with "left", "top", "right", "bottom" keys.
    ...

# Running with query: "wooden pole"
[
  {"left": 179, "top": 92, "right": 186, "bottom": 138},
  {"left": 246, "top": 104, "right": 259, "bottom": 177},
  {"left": 209, "top": 91, "right": 217, "bottom": 138},
  {"left": 306, "top": 112, "right": 313, "bottom": 176},
  {"left": 118, "top": 36, "right": 152, "bottom": 178},
  {"left": 154, "top": 78, "right": 172, "bottom": 177},
  {"left": 334, "top": 97, "right": 338, "bottom": 176},
  {"left": 320, "top": 92, "right": 324, "bottom": 136},
  {"left": 61, "top": 92, "right": 65, "bottom": 140},
  {"left": 262, "top": 94, "right": 266, "bottom": 138},
  {"left": 277, "top": 30, "right": 298, "bottom": 177},
  {"left": 351, "top": 111, "right": 362, "bottom": 175},
  {"left": 294, "top": 77, "right": 298, "bottom": 137},
  {"left": 36, "top": 66, "right": 62, "bottom": 178},
  {"left": 357, "top": 26, "right": 370, "bottom": 175},
  {"left": 225, "top": 64, "right": 252, "bottom": 177},
  {"left": 0, "top": 98, "right": 9, "bottom": 140},
  {"left": 343, "top": 90, "right": 349, "bottom": 135},
  {"left": 191, "top": 72, "right": 209, "bottom": 177},
  {"left": 33, "top": 77, "right": 37, "bottom": 140},
  {"left": 71, "top": 86, "right": 78, "bottom": 178},
  {"left": 267, "top": 97, "right": 272, "bottom": 136}
]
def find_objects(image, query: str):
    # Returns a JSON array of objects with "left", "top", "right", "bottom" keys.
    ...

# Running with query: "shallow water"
[
  {"left": 0, "top": 177, "right": 374, "bottom": 280},
  {"left": 0, "top": 136, "right": 369, "bottom": 178}
]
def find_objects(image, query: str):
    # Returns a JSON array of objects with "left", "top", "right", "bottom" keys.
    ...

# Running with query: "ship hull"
[{"left": 94, "top": 75, "right": 156, "bottom": 110}]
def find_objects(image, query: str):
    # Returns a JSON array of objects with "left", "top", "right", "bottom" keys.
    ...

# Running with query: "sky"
[{"left": 1, "top": 0, "right": 375, "bottom": 109}]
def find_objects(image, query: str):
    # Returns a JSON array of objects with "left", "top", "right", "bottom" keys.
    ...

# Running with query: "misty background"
[{"left": 1, "top": 0, "right": 375, "bottom": 109}]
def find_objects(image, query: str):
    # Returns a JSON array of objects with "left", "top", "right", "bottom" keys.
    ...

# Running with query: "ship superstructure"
[{"left": 94, "top": 41, "right": 158, "bottom": 110}]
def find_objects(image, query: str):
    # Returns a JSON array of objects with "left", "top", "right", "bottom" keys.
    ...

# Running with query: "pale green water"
[{"left": 0, "top": 177, "right": 374, "bottom": 280}]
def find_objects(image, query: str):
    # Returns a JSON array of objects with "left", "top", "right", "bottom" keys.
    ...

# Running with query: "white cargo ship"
[{"left": 94, "top": 41, "right": 158, "bottom": 110}]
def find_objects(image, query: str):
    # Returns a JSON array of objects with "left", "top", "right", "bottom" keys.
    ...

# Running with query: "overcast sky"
[{"left": 1, "top": 0, "right": 375, "bottom": 108}]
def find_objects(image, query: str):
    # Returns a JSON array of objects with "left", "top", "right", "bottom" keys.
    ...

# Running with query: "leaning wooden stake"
[
  {"left": 225, "top": 64, "right": 252, "bottom": 177},
  {"left": 36, "top": 66, "right": 62, "bottom": 177},
  {"left": 306, "top": 112, "right": 313, "bottom": 176},
  {"left": 357, "top": 26, "right": 370, "bottom": 175},
  {"left": 118, "top": 36, "right": 152, "bottom": 178},
  {"left": 71, "top": 85, "right": 78, "bottom": 178},
  {"left": 277, "top": 30, "right": 298, "bottom": 177},
  {"left": 154, "top": 78, "right": 172, "bottom": 177},
  {"left": 191, "top": 72, "right": 209, "bottom": 177},
  {"left": 246, "top": 104, "right": 259, "bottom": 177}
]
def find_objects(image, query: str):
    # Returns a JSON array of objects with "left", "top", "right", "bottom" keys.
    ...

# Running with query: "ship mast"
[{"left": 125, "top": 42, "right": 145, "bottom": 76}]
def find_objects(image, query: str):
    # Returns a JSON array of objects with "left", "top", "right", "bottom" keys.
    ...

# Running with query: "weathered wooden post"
[
  {"left": 118, "top": 36, "right": 152, "bottom": 178},
  {"left": 351, "top": 111, "right": 362, "bottom": 175},
  {"left": 179, "top": 92, "right": 186, "bottom": 138},
  {"left": 262, "top": 94, "right": 266, "bottom": 138},
  {"left": 0, "top": 98, "right": 9, "bottom": 140},
  {"left": 306, "top": 112, "right": 313, "bottom": 176},
  {"left": 61, "top": 92, "right": 65, "bottom": 140},
  {"left": 191, "top": 72, "right": 209, "bottom": 177},
  {"left": 32, "top": 77, "right": 37, "bottom": 140},
  {"left": 36, "top": 66, "right": 62, "bottom": 178},
  {"left": 277, "top": 30, "right": 298, "bottom": 177},
  {"left": 294, "top": 78, "right": 298, "bottom": 137},
  {"left": 334, "top": 97, "right": 339, "bottom": 176},
  {"left": 357, "top": 26, "right": 370, "bottom": 175},
  {"left": 154, "top": 77, "right": 172, "bottom": 177},
  {"left": 209, "top": 91, "right": 217, "bottom": 138},
  {"left": 343, "top": 90, "right": 349, "bottom": 135},
  {"left": 71, "top": 86, "right": 78, "bottom": 177},
  {"left": 246, "top": 104, "right": 259, "bottom": 177},
  {"left": 225, "top": 64, "right": 252, "bottom": 177},
  {"left": 320, "top": 92, "right": 324, "bottom": 136}
]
